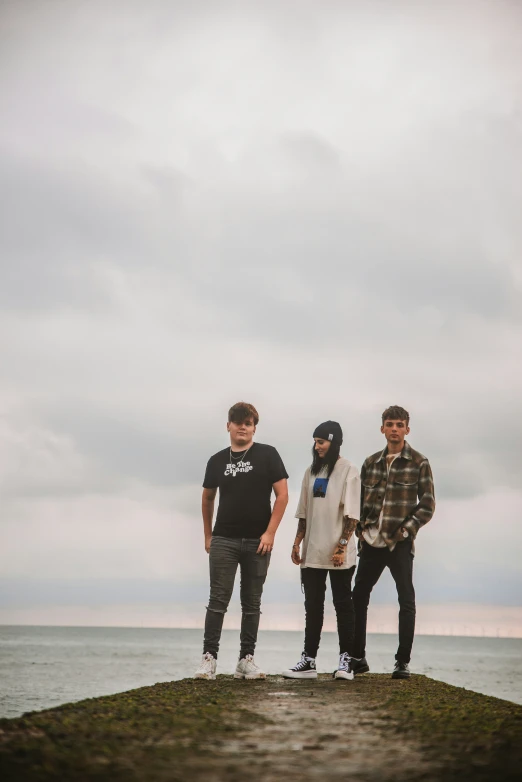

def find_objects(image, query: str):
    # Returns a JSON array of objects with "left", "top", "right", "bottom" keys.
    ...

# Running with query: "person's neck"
[
  {"left": 387, "top": 441, "right": 403, "bottom": 455},
  {"left": 230, "top": 438, "right": 253, "bottom": 452}
]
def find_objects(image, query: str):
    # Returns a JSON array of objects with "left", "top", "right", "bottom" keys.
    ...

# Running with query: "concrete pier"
[{"left": 1, "top": 674, "right": 520, "bottom": 781}]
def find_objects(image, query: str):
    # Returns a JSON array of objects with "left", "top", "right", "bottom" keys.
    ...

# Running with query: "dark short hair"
[
  {"left": 228, "top": 402, "right": 259, "bottom": 426},
  {"left": 382, "top": 405, "right": 410, "bottom": 425}
]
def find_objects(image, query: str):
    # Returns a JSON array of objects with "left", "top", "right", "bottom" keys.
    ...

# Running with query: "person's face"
[
  {"left": 314, "top": 437, "right": 331, "bottom": 459},
  {"left": 227, "top": 417, "right": 256, "bottom": 447},
  {"left": 380, "top": 418, "right": 410, "bottom": 448}
]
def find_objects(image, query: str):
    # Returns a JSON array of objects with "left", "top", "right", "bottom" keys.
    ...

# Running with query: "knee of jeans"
[
  {"left": 352, "top": 588, "right": 371, "bottom": 607},
  {"left": 206, "top": 602, "right": 227, "bottom": 614},
  {"left": 241, "top": 595, "right": 262, "bottom": 613},
  {"left": 208, "top": 586, "right": 233, "bottom": 611},
  {"left": 332, "top": 596, "right": 353, "bottom": 611},
  {"left": 304, "top": 599, "right": 325, "bottom": 614},
  {"left": 398, "top": 597, "right": 416, "bottom": 613},
  {"left": 302, "top": 584, "right": 327, "bottom": 601}
]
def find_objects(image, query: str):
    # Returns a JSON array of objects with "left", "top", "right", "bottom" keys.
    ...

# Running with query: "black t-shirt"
[{"left": 203, "top": 442, "right": 288, "bottom": 538}]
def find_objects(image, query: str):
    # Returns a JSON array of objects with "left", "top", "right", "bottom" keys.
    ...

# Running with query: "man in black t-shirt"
[{"left": 194, "top": 402, "right": 289, "bottom": 680}]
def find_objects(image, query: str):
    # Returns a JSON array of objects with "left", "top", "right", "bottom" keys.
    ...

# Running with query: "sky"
[{"left": 0, "top": 0, "right": 521, "bottom": 636}]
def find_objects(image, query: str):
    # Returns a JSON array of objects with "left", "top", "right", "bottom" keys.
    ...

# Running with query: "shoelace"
[
  {"left": 338, "top": 653, "right": 351, "bottom": 670},
  {"left": 293, "top": 655, "right": 312, "bottom": 670}
]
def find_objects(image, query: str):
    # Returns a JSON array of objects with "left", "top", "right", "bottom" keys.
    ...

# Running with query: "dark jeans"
[
  {"left": 352, "top": 539, "right": 415, "bottom": 664},
  {"left": 203, "top": 536, "right": 270, "bottom": 659},
  {"left": 301, "top": 566, "right": 356, "bottom": 658}
]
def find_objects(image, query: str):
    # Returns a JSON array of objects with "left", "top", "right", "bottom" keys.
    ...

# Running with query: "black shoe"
[
  {"left": 282, "top": 653, "right": 318, "bottom": 679},
  {"left": 391, "top": 661, "right": 411, "bottom": 679},
  {"left": 350, "top": 657, "right": 370, "bottom": 675}
]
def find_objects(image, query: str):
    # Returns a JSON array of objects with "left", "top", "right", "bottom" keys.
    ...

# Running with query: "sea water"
[{"left": 1, "top": 625, "right": 521, "bottom": 718}]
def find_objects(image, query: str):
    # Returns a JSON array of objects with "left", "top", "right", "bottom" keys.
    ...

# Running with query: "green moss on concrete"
[
  {"left": 356, "top": 674, "right": 522, "bottom": 780},
  {"left": 1, "top": 674, "right": 521, "bottom": 781},
  {"left": 0, "top": 677, "right": 265, "bottom": 782}
]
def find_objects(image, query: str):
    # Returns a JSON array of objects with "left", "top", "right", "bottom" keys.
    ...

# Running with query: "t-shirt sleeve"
[
  {"left": 342, "top": 464, "right": 361, "bottom": 520},
  {"left": 295, "top": 469, "right": 309, "bottom": 519},
  {"left": 202, "top": 456, "right": 220, "bottom": 489},
  {"left": 267, "top": 447, "right": 289, "bottom": 484}
]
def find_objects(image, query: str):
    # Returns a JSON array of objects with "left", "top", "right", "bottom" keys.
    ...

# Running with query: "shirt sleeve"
[
  {"left": 202, "top": 456, "right": 220, "bottom": 489},
  {"left": 268, "top": 447, "right": 289, "bottom": 484},
  {"left": 342, "top": 464, "right": 361, "bottom": 521},
  {"left": 403, "top": 459, "right": 436, "bottom": 536},
  {"left": 295, "top": 469, "right": 309, "bottom": 519}
]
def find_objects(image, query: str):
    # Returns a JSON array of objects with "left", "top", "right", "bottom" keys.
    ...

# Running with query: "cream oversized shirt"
[{"left": 295, "top": 457, "right": 361, "bottom": 570}]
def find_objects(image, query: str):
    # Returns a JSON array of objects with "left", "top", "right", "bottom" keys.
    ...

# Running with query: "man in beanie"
[
  {"left": 194, "top": 402, "right": 288, "bottom": 680},
  {"left": 283, "top": 420, "right": 361, "bottom": 680},
  {"left": 351, "top": 406, "right": 435, "bottom": 679}
]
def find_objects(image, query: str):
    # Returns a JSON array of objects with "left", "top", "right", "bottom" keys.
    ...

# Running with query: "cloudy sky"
[{"left": 1, "top": 0, "right": 521, "bottom": 636}]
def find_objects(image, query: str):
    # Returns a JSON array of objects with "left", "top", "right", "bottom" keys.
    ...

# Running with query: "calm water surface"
[{"left": 1, "top": 626, "right": 521, "bottom": 718}]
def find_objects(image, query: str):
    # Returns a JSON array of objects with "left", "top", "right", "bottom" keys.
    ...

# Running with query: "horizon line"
[{"left": 1, "top": 623, "right": 521, "bottom": 640}]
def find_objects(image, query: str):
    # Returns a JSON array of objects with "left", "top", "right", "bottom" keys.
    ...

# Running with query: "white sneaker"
[
  {"left": 234, "top": 654, "right": 266, "bottom": 680},
  {"left": 333, "top": 652, "right": 354, "bottom": 680},
  {"left": 194, "top": 652, "right": 217, "bottom": 680},
  {"left": 282, "top": 652, "right": 317, "bottom": 679}
]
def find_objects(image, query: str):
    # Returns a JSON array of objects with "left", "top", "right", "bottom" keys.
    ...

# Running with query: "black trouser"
[
  {"left": 301, "top": 566, "right": 356, "bottom": 659},
  {"left": 352, "top": 539, "right": 415, "bottom": 664}
]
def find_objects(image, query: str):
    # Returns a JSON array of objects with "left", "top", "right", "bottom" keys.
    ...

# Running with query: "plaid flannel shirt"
[{"left": 359, "top": 441, "right": 435, "bottom": 548}]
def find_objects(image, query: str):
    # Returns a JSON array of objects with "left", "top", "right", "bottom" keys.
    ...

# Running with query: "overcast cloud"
[{"left": 1, "top": 0, "right": 521, "bottom": 632}]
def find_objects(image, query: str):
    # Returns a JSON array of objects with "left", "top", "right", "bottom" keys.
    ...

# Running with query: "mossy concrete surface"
[{"left": 0, "top": 674, "right": 521, "bottom": 781}]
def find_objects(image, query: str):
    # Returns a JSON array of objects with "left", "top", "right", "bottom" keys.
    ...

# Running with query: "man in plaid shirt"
[{"left": 351, "top": 406, "right": 435, "bottom": 679}]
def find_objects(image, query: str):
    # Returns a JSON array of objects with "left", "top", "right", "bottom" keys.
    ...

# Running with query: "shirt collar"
[{"left": 376, "top": 440, "right": 411, "bottom": 463}]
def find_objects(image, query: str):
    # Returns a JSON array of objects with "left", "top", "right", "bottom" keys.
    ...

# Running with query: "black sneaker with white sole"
[
  {"left": 350, "top": 657, "right": 370, "bottom": 675},
  {"left": 391, "top": 661, "right": 411, "bottom": 679},
  {"left": 282, "top": 652, "right": 317, "bottom": 679}
]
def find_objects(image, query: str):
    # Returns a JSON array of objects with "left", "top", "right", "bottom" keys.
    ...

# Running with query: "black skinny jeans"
[
  {"left": 301, "top": 566, "right": 356, "bottom": 659},
  {"left": 352, "top": 539, "right": 415, "bottom": 663}
]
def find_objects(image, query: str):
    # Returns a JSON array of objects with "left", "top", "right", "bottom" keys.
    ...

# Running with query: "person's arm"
[
  {"left": 332, "top": 465, "right": 361, "bottom": 566},
  {"left": 258, "top": 478, "right": 289, "bottom": 555},
  {"left": 202, "top": 487, "right": 217, "bottom": 553},
  {"left": 290, "top": 469, "right": 309, "bottom": 564},
  {"left": 402, "top": 460, "right": 436, "bottom": 539},
  {"left": 291, "top": 518, "right": 306, "bottom": 565},
  {"left": 356, "top": 460, "right": 368, "bottom": 538},
  {"left": 331, "top": 516, "right": 358, "bottom": 567}
]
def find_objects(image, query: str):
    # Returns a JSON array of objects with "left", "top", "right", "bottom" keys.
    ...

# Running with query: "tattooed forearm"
[
  {"left": 342, "top": 516, "right": 357, "bottom": 539},
  {"left": 294, "top": 518, "right": 306, "bottom": 546}
]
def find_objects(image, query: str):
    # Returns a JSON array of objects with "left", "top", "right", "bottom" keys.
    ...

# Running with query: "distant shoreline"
[{"left": 1, "top": 622, "right": 522, "bottom": 639}]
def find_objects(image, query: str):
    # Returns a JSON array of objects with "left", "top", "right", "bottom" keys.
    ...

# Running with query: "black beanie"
[{"left": 313, "top": 420, "right": 343, "bottom": 446}]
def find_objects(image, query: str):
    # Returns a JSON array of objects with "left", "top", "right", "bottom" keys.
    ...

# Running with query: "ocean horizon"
[{"left": 2, "top": 600, "right": 521, "bottom": 638}]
